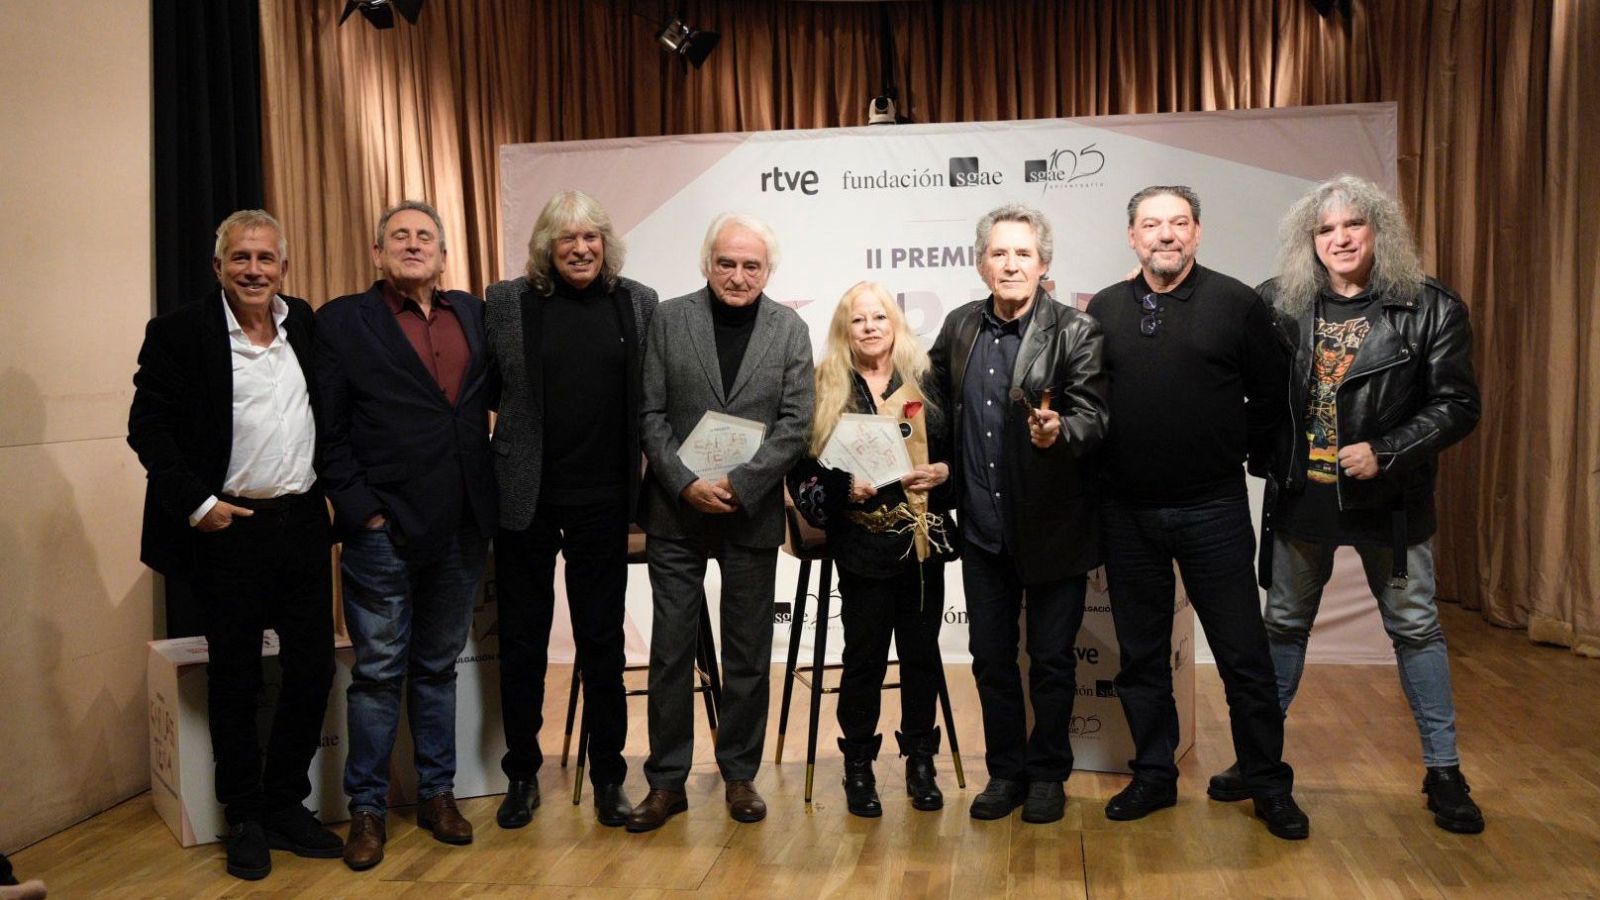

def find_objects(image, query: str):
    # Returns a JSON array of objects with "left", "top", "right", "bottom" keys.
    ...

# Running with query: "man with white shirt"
[{"left": 129, "top": 209, "right": 341, "bottom": 882}]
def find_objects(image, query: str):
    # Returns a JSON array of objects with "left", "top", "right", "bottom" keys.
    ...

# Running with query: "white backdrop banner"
[{"left": 501, "top": 103, "right": 1400, "bottom": 668}]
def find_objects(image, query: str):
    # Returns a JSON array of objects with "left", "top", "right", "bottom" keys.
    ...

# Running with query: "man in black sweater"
[{"left": 1085, "top": 185, "right": 1308, "bottom": 840}]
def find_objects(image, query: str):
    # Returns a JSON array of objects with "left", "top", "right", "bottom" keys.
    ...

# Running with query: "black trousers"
[
  {"left": 961, "top": 543, "right": 1087, "bottom": 781},
  {"left": 195, "top": 492, "right": 334, "bottom": 825},
  {"left": 836, "top": 561, "right": 945, "bottom": 745},
  {"left": 1101, "top": 497, "right": 1293, "bottom": 795},
  {"left": 496, "top": 492, "right": 630, "bottom": 786}
]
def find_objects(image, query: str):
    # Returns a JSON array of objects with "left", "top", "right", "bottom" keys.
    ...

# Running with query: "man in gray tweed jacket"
[
  {"left": 484, "top": 190, "right": 657, "bottom": 830},
  {"left": 626, "top": 213, "right": 814, "bottom": 832}
]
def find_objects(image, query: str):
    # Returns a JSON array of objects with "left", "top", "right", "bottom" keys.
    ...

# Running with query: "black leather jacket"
[
  {"left": 930, "top": 289, "right": 1110, "bottom": 583},
  {"left": 1258, "top": 276, "right": 1480, "bottom": 571}
]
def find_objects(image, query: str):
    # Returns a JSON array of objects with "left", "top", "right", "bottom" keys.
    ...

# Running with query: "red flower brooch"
[{"left": 901, "top": 400, "right": 923, "bottom": 420}]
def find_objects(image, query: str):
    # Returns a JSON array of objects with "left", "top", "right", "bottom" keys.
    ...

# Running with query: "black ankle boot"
[
  {"left": 897, "top": 727, "right": 944, "bottom": 811},
  {"left": 839, "top": 735, "right": 882, "bottom": 818}
]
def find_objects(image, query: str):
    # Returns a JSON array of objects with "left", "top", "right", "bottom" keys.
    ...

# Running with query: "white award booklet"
[
  {"left": 819, "top": 413, "right": 914, "bottom": 489},
  {"left": 678, "top": 411, "right": 767, "bottom": 481}
]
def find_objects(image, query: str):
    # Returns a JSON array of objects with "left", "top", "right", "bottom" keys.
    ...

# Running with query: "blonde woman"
[{"left": 787, "top": 281, "right": 956, "bottom": 817}]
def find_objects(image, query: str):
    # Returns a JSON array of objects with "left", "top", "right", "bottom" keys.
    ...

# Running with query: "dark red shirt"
[{"left": 381, "top": 281, "right": 470, "bottom": 405}]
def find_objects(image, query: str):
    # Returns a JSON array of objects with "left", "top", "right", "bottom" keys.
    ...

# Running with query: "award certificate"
[
  {"left": 677, "top": 411, "right": 766, "bottom": 481},
  {"left": 819, "top": 413, "right": 914, "bottom": 489}
]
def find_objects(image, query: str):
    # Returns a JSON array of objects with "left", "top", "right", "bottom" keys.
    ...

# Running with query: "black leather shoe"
[
  {"left": 1253, "top": 793, "right": 1310, "bottom": 840},
  {"left": 1105, "top": 778, "right": 1178, "bottom": 821},
  {"left": 496, "top": 779, "right": 539, "bottom": 829},
  {"left": 262, "top": 805, "right": 343, "bottom": 858},
  {"left": 1021, "top": 781, "right": 1066, "bottom": 824},
  {"left": 1423, "top": 766, "right": 1485, "bottom": 834},
  {"left": 1206, "top": 762, "right": 1250, "bottom": 802},
  {"left": 969, "top": 777, "right": 1026, "bottom": 820},
  {"left": 594, "top": 783, "right": 632, "bottom": 828},
  {"left": 223, "top": 821, "right": 271, "bottom": 881},
  {"left": 897, "top": 728, "right": 943, "bottom": 812}
]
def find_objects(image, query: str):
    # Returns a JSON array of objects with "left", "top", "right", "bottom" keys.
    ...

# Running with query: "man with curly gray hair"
[
  {"left": 484, "top": 190, "right": 658, "bottom": 830},
  {"left": 1207, "top": 174, "right": 1486, "bottom": 836}
]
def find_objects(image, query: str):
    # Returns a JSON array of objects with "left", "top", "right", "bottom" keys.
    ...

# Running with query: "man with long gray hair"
[
  {"left": 485, "top": 190, "right": 658, "bottom": 829},
  {"left": 1207, "top": 174, "right": 1485, "bottom": 835}
]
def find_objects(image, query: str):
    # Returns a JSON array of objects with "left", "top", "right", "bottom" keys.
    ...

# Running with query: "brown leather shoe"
[
  {"left": 624, "top": 788, "right": 688, "bottom": 833},
  {"left": 725, "top": 780, "right": 767, "bottom": 823},
  {"left": 343, "top": 811, "right": 386, "bottom": 871},
  {"left": 417, "top": 792, "right": 473, "bottom": 845}
]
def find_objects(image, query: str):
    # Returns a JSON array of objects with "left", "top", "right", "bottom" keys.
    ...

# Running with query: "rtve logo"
[
  {"left": 948, "top": 156, "right": 1003, "bottom": 188},
  {"left": 759, "top": 167, "right": 819, "bottom": 195}
]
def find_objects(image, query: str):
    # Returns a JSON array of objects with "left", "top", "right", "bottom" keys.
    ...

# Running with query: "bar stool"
[
  {"left": 562, "top": 525, "right": 722, "bottom": 803},
  {"left": 774, "top": 495, "right": 966, "bottom": 805}
]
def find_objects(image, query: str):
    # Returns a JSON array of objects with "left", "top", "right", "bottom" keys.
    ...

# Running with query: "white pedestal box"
[
  {"left": 146, "top": 586, "right": 506, "bottom": 847},
  {"left": 1066, "top": 567, "right": 1196, "bottom": 773}
]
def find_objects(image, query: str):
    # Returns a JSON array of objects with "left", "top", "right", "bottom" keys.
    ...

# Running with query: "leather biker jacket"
[{"left": 1257, "top": 275, "right": 1480, "bottom": 580}]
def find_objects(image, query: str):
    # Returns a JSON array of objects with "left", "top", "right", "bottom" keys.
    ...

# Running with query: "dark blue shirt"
[{"left": 959, "top": 300, "right": 1033, "bottom": 553}]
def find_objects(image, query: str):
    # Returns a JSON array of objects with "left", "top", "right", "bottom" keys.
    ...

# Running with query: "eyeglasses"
[{"left": 1139, "top": 292, "right": 1161, "bottom": 337}]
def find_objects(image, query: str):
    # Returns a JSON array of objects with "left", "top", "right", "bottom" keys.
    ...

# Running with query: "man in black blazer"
[
  {"left": 484, "top": 190, "right": 658, "bottom": 829},
  {"left": 315, "top": 201, "right": 496, "bottom": 871},
  {"left": 128, "top": 210, "right": 341, "bottom": 881}
]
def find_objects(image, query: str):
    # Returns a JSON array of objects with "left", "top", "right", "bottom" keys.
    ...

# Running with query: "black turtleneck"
[
  {"left": 709, "top": 286, "right": 760, "bottom": 395},
  {"left": 540, "top": 271, "right": 626, "bottom": 503}
]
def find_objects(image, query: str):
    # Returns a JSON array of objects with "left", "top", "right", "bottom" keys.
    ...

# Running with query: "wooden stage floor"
[{"left": 11, "top": 602, "right": 1599, "bottom": 898}]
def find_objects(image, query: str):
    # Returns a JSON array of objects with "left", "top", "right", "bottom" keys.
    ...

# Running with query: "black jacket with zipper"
[
  {"left": 929, "top": 288, "right": 1110, "bottom": 583},
  {"left": 1257, "top": 275, "right": 1481, "bottom": 582}
]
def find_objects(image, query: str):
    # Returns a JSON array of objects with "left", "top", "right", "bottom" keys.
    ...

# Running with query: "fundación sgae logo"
[{"left": 839, "top": 156, "right": 1005, "bottom": 191}]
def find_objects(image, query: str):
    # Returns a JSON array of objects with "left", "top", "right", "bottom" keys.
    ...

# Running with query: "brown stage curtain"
[{"left": 260, "top": 0, "right": 1598, "bottom": 655}]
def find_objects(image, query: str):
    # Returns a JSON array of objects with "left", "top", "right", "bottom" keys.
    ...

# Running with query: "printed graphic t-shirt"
[{"left": 1276, "top": 291, "right": 1393, "bottom": 545}]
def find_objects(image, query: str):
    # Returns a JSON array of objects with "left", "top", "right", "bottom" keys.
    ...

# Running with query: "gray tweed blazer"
[
  {"left": 485, "top": 274, "right": 659, "bottom": 530},
  {"left": 637, "top": 288, "right": 815, "bottom": 549}
]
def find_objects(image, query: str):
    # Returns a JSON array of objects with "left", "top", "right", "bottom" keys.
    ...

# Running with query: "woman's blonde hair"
[{"left": 810, "top": 281, "right": 929, "bottom": 457}]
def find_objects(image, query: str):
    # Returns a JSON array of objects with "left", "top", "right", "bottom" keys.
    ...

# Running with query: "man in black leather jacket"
[
  {"left": 1207, "top": 175, "right": 1486, "bottom": 835},
  {"left": 929, "top": 203, "right": 1109, "bottom": 825}
]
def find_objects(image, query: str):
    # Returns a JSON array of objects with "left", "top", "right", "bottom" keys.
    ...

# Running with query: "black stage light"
[
  {"left": 656, "top": 17, "right": 720, "bottom": 68},
  {"left": 339, "top": 0, "right": 425, "bottom": 30}
]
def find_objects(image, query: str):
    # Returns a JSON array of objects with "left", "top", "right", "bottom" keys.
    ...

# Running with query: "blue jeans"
[
  {"left": 341, "top": 525, "right": 488, "bottom": 815},
  {"left": 1264, "top": 533, "right": 1460, "bottom": 767},
  {"left": 1101, "top": 497, "right": 1292, "bottom": 795}
]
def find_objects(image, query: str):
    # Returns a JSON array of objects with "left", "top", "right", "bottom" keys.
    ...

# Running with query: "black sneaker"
[
  {"left": 1423, "top": 766, "right": 1485, "bottom": 834},
  {"left": 1104, "top": 778, "right": 1178, "bottom": 821},
  {"left": 969, "top": 777, "right": 1027, "bottom": 820},
  {"left": 1252, "top": 793, "right": 1310, "bottom": 840},
  {"left": 1020, "top": 781, "right": 1066, "bottom": 824},
  {"left": 1206, "top": 762, "right": 1250, "bottom": 802},
  {"left": 222, "top": 821, "right": 272, "bottom": 880},
  {"left": 262, "top": 805, "right": 343, "bottom": 859}
]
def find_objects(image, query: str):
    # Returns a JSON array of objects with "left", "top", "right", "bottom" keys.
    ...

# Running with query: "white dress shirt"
[{"left": 189, "top": 293, "right": 318, "bottom": 525}]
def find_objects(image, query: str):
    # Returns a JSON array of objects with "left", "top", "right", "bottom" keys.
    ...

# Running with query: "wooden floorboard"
[{"left": 10, "top": 603, "right": 1598, "bottom": 898}]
